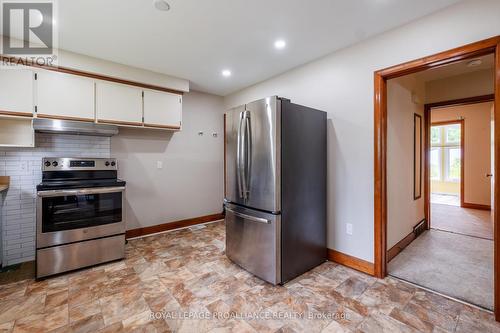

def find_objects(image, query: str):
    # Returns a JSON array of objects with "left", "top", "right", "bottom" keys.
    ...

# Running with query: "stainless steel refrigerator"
[{"left": 224, "top": 96, "right": 327, "bottom": 285}]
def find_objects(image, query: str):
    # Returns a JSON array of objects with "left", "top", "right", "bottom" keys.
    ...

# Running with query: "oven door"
[{"left": 37, "top": 187, "right": 126, "bottom": 248}]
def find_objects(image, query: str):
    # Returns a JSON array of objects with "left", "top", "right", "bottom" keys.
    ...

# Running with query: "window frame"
[{"left": 430, "top": 122, "right": 462, "bottom": 184}]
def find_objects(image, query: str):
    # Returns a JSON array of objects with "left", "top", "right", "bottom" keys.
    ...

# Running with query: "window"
[
  {"left": 446, "top": 147, "right": 461, "bottom": 182},
  {"left": 445, "top": 126, "right": 460, "bottom": 144},
  {"left": 431, "top": 123, "right": 461, "bottom": 183},
  {"left": 430, "top": 148, "right": 441, "bottom": 180},
  {"left": 431, "top": 127, "right": 440, "bottom": 145}
]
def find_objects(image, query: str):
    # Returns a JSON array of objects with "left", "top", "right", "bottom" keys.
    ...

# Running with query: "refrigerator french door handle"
[
  {"left": 225, "top": 207, "right": 270, "bottom": 224},
  {"left": 244, "top": 112, "right": 252, "bottom": 199},
  {"left": 236, "top": 112, "right": 245, "bottom": 198}
]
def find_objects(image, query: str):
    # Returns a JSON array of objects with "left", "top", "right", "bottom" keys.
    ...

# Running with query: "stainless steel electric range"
[{"left": 36, "top": 158, "right": 126, "bottom": 278}]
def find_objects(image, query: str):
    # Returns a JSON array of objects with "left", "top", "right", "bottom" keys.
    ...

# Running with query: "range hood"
[{"left": 33, "top": 118, "right": 119, "bottom": 137}]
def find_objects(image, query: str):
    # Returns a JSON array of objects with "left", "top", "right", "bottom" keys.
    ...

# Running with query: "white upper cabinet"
[
  {"left": 96, "top": 81, "right": 143, "bottom": 125},
  {"left": 0, "top": 68, "right": 34, "bottom": 116},
  {"left": 143, "top": 90, "right": 182, "bottom": 129},
  {"left": 36, "top": 70, "right": 95, "bottom": 121}
]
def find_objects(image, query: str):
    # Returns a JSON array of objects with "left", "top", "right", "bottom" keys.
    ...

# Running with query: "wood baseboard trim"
[
  {"left": 327, "top": 249, "right": 375, "bottom": 276},
  {"left": 462, "top": 202, "right": 491, "bottom": 211},
  {"left": 125, "top": 213, "right": 224, "bottom": 239},
  {"left": 387, "top": 231, "right": 417, "bottom": 263}
]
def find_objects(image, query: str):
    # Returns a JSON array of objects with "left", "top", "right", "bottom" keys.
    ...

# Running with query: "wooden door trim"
[
  {"left": 375, "top": 36, "right": 499, "bottom": 79},
  {"left": 494, "top": 40, "right": 500, "bottom": 321},
  {"left": 374, "top": 35, "right": 500, "bottom": 321}
]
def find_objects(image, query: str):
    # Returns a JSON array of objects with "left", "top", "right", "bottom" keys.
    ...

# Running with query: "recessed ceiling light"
[
  {"left": 467, "top": 59, "right": 482, "bottom": 67},
  {"left": 274, "top": 39, "right": 286, "bottom": 50},
  {"left": 153, "top": 0, "right": 170, "bottom": 11},
  {"left": 222, "top": 69, "right": 232, "bottom": 77}
]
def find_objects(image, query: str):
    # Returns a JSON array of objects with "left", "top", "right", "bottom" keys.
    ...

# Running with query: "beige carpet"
[
  {"left": 431, "top": 203, "right": 493, "bottom": 240},
  {"left": 388, "top": 229, "right": 493, "bottom": 310}
]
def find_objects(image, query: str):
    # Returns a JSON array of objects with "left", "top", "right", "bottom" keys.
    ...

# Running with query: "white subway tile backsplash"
[{"left": 0, "top": 133, "right": 111, "bottom": 266}]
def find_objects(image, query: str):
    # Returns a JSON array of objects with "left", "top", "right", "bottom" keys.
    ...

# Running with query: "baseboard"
[
  {"left": 125, "top": 213, "right": 225, "bottom": 239},
  {"left": 387, "top": 231, "right": 417, "bottom": 263},
  {"left": 327, "top": 249, "right": 375, "bottom": 276},
  {"left": 462, "top": 202, "right": 491, "bottom": 211}
]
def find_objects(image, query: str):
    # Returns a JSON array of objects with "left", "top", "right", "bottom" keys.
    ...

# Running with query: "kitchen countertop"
[{"left": 0, "top": 176, "right": 9, "bottom": 193}]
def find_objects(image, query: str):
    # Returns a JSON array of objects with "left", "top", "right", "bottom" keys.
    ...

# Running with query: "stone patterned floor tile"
[
  {"left": 12, "top": 304, "right": 68, "bottom": 333},
  {"left": 0, "top": 321, "right": 14, "bottom": 333},
  {"left": 70, "top": 313, "right": 106, "bottom": 333},
  {"left": 69, "top": 300, "right": 102, "bottom": 323},
  {"left": 44, "top": 290, "right": 68, "bottom": 309},
  {"left": 0, "top": 221, "right": 498, "bottom": 332}
]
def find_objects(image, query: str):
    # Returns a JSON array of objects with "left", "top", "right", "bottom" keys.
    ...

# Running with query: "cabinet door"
[
  {"left": 37, "top": 70, "right": 95, "bottom": 121},
  {"left": 96, "top": 82, "right": 143, "bottom": 126},
  {"left": 0, "top": 68, "right": 34, "bottom": 116},
  {"left": 143, "top": 90, "right": 182, "bottom": 129}
]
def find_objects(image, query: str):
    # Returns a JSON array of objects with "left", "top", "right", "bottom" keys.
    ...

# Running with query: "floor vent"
[{"left": 413, "top": 220, "right": 426, "bottom": 237}]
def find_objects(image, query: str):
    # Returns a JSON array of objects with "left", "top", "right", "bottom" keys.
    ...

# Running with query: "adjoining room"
[{"left": 387, "top": 54, "right": 495, "bottom": 310}]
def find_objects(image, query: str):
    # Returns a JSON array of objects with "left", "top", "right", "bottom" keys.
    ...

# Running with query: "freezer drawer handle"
[{"left": 226, "top": 207, "right": 270, "bottom": 224}]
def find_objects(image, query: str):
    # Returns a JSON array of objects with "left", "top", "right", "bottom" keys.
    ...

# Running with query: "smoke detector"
[
  {"left": 467, "top": 59, "right": 482, "bottom": 67},
  {"left": 153, "top": 0, "right": 170, "bottom": 11}
]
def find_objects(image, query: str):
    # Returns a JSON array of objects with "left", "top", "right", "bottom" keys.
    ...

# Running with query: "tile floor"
[{"left": 0, "top": 221, "right": 499, "bottom": 332}]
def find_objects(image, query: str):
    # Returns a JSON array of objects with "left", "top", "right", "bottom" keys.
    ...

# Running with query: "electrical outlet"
[
  {"left": 157, "top": 161, "right": 163, "bottom": 169},
  {"left": 346, "top": 223, "right": 353, "bottom": 236}
]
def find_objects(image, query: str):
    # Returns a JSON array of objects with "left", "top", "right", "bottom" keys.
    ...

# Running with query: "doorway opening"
[
  {"left": 430, "top": 121, "right": 463, "bottom": 208},
  {"left": 374, "top": 36, "right": 500, "bottom": 318}
]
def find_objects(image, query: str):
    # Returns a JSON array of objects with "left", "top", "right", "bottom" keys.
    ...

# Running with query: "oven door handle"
[{"left": 37, "top": 186, "right": 126, "bottom": 197}]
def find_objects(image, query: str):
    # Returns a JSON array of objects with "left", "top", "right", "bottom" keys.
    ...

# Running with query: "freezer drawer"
[{"left": 225, "top": 203, "right": 281, "bottom": 284}]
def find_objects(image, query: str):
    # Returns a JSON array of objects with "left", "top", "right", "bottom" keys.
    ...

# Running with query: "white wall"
[
  {"left": 426, "top": 69, "right": 494, "bottom": 103},
  {"left": 0, "top": 36, "right": 190, "bottom": 93},
  {"left": 57, "top": 49, "right": 189, "bottom": 93},
  {"left": 387, "top": 77, "right": 426, "bottom": 249},
  {"left": 224, "top": 0, "right": 500, "bottom": 262},
  {"left": 111, "top": 91, "right": 224, "bottom": 230}
]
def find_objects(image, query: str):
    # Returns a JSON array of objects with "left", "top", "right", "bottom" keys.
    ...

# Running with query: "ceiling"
[
  {"left": 56, "top": 0, "right": 463, "bottom": 96},
  {"left": 414, "top": 53, "right": 495, "bottom": 82}
]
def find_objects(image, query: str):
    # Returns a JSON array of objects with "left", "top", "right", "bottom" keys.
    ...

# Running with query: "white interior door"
[
  {"left": 143, "top": 90, "right": 182, "bottom": 129},
  {"left": 96, "top": 81, "right": 143, "bottom": 125},
  {"left": 36, "top": 70, "right": 95, "bottom": 121},
  {"left": 0, "top": 68, "right": 34, "bottom": 116}
]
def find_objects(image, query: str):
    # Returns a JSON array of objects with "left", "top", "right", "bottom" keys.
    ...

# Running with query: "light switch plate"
[{"left": 157, "top": 161, "right": 163, "bottom": 169}]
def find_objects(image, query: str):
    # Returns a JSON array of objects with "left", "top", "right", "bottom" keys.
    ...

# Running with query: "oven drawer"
[{"left": 36, "top": 234, "right": 125, "bottom": 278}]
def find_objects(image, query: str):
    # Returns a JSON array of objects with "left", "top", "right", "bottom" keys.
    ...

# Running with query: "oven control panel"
[{"left": 42, "top": 158, "right": 118, "bottom": 171}]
